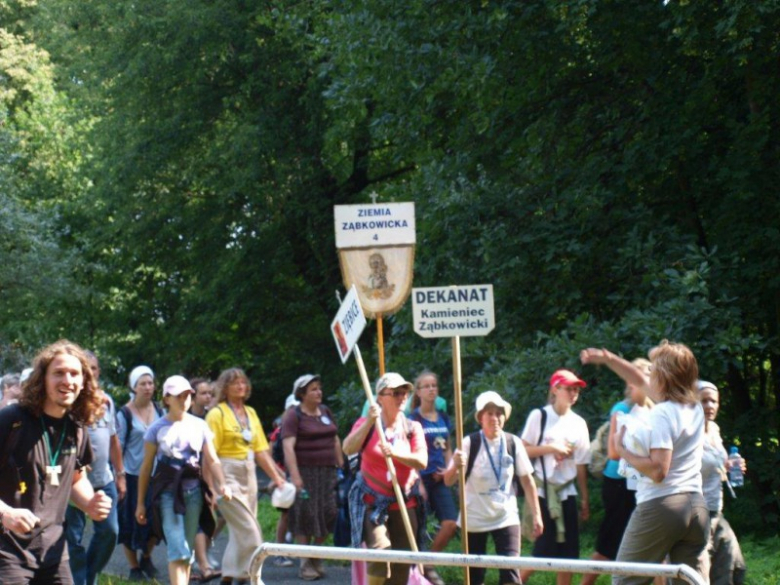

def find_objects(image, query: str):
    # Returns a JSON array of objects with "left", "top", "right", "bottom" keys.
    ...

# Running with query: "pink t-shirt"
[{"left": 351, "top": 415, "right": 425, "bottom": 508}]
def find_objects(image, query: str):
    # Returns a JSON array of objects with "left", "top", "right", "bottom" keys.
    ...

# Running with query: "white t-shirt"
[
  {"left": 701, "top": 421, "right": 727, "bottom": 512},
  {"left": 635, "top": 401, "right": 704, "bottom": 505},
  {"left": 520, "top": 405, "right": 590, "bottom": 501},
  {"left": 459, "top": 431, "right": 534, "bottom": 532},
  {"left": 619, "top": 403, "right": 652, "bottom": 490}
]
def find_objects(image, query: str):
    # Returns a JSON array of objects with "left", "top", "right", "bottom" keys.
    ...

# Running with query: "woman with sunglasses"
[
  {"left": 342, "top": 373, "right": 427, "bottom": 585},
  {"left": 206, "top": 368, "right": 285, "bottom": 585}
]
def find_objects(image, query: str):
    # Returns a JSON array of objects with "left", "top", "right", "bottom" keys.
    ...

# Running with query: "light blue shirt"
[
  {"left": 87, "top": 395, "right": 117, "bottom": 488},
  {"left": 117, "top": 403, "right": 163, "bottom": 475},
  {"left": 604, "top": 400, "right": 632, "bottom": 480}
]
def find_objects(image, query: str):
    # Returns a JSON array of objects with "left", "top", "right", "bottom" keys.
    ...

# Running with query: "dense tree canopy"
[{"left": 1, "top": 0, "right": 778, "bottom": 530}]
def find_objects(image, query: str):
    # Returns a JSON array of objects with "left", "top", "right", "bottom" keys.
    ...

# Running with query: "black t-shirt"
[{"left": 0, "top": 404, "right": 92, "bottom": 569}]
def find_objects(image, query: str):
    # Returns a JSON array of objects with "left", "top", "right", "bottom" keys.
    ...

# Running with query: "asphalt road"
[
  {"left": 100, "top": 523, "right": 352, "bottom": 585},
  {"left": 99, "top": 468, "right": 352, "bottom": 584}
]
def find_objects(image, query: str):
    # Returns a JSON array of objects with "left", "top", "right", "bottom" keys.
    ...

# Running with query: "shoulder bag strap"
[
  {"left": 464, "top": 431, "right": 481, "bottom": 482},
  {"left": 537, "top": 407, "right": 548, "bottom": 499}
]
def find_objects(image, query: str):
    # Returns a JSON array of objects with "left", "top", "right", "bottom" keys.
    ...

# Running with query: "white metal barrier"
[{"left": 249, "top": 543, "right": 707, "bottom": 585}]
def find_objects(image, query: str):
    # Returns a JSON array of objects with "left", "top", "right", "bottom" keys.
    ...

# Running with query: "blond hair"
[
  {"left": 649, "top": 340, "right": 699, "bottom": 404},
  {"left": 214, "top": 367, "right": 252, "bottom": 403}
]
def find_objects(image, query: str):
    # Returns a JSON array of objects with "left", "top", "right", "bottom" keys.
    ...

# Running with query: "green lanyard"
[{"left": 41, "top": 417, "right": 68, "bottom": 487}]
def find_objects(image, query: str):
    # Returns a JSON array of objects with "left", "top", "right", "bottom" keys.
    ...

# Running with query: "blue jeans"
[
  {"left": 159, "top": 486, "right": 203, "bottom": 563},
  {"left": 65, "top": 481, "right": 119, "bottom": 585}
]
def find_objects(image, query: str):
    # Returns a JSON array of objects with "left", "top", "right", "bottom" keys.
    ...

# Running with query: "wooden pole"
[
  {"left": 353, "top": 343, "right": 422, "bottom": 573},
  {"left": 451, "top": 335, "right": 470, "bottom": 585},
  {"left": 377, "top": 313, "right": 385, "bottom": 376}
]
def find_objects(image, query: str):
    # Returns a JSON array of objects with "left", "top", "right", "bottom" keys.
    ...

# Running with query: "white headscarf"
[{"left": 129, "top": 365, "right": 155, "bottom": 390}]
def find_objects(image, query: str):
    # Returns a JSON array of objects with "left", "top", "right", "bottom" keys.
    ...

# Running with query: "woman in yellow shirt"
[{"left": 206, "top": 368, "right": 285, "bottom": 585}]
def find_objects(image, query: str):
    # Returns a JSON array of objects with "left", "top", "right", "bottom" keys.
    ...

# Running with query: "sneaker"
[
  {"left": 140, "top": 555, "right": 159, "bottom": 579},
  {"left": 128, "top": 568, "right": 146, "bottom": 582},
  {"left": 272, "top": 556, "right": 294, "bottom": 568}
]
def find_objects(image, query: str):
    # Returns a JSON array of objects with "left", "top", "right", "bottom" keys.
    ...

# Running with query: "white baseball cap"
[{"left": 163, "top": 375, "right": 194, "bottom": 397}]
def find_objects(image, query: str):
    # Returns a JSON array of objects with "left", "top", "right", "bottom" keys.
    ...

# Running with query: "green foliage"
[
  {"left": 736, "top": 535, "right": 780, "bottom": 585},
  {"left": 0, "top": 16, "right": 88, "bottom": 359},
  {"left": 1, "top": 0, "right": 778, "bottom": 530}
]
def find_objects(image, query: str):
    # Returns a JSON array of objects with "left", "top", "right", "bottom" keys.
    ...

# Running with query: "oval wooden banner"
[{"left": 338, "top": 246, "right": 415, "bottom": 318}]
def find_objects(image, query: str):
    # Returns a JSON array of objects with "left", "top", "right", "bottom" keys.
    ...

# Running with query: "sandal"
[{"left": 199, "top": 570, "right": 222, "bottom": 583}]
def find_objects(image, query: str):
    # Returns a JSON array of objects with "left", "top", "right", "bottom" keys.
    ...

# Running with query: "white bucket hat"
[
  {"left": 375, "top": 372, "right": 413, "bottom": 395},
  {"left": 474, "top": 390, "right": 512, "bottom": 422}
]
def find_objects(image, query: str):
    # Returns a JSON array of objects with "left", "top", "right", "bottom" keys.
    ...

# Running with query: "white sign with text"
[
  {"left": 334, "top": 202, "right": 416, "bottom": 248},
  {"left": 331, "top": 285, "right": 368, "bottom": 363},
  {"left": 412, "top": 285, "right": 495, "bottom": 338}
]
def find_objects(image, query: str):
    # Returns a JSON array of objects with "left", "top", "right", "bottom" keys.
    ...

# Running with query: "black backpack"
[
  {"left": 271, "top": 407, "right": 302, "bottom": 466},
  {"left": 269, "top": 425, "right": 284, "bottom": 466}
]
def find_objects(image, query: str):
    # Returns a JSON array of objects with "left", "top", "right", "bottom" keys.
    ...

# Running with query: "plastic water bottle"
[{"left": 728, "top": 446, "right": 744, "bottom": 487}]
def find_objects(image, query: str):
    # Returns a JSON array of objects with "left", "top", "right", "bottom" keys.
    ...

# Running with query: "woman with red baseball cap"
[{"left": 520, "top": 369, "right": 591, "bottom": 585}]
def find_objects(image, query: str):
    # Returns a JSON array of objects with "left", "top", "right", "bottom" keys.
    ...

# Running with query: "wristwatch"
[{"left": 115, "top": 470, "right": 127, "bottom": 477}]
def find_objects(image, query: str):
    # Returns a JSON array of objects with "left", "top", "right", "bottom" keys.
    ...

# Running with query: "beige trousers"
[{"left": 218, "top": 457, "right": 262, "bottom": 579}]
